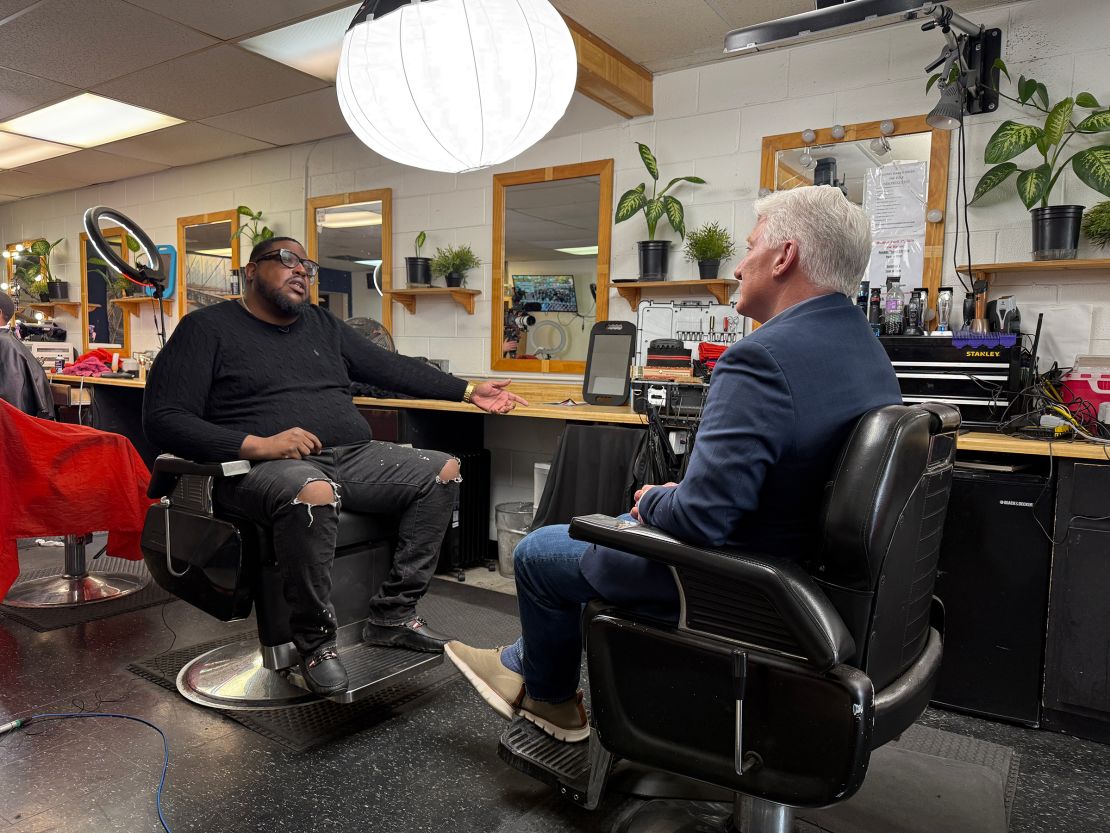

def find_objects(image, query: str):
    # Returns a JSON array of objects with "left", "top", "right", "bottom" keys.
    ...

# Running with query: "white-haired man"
[{"left": 448, "top": 186, "right": 903, "bottom": 742}]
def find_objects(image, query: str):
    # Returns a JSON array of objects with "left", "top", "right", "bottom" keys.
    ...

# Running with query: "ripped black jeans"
[{"left": 216, "top": 441, "right": 459, "bottom": 655}]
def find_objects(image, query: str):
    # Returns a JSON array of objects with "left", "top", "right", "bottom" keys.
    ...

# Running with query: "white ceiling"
[{"left": 0, "top": 0, "right": 1016, "bottom": 205}]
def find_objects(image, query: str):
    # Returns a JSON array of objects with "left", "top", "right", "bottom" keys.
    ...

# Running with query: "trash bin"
[{"left": 495, "top": 501, "right": 533, "bottom": 578}]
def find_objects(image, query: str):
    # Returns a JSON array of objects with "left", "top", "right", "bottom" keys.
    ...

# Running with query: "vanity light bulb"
[
  {"left": 879, "top": 120, "right": 895, "bottom": 136},
  {"left": 758, "top": 187, "right": 772, "bottom": 197},
  {"left": 927, "top": 208, "right": 944, "bottom": 223},
  {"left": 801, "top": 129, "right": 816, "bottom": 144},
  {"left": 14, "top": 244, "right": 23, "bottom": 252},
  {"left": 1, "top": 251, "right": 9, "bottom": 258},
  {"left": 799, "top": 151, "right": 815, "bottom": 170},
  {"left": 830, "top": 124, "right": 846, "bottom": 140},
  {"left": 34, "top": 311, "right": 44, "bottom": 321},
  {"left": 0, "top": 282, "right": 7, "bottom": 290}
]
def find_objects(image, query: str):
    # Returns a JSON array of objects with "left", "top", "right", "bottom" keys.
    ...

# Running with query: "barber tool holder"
[
  {"left": 2, "top": 533, "right": 148, "bottom": 608},
  {"left": 880, "top": 334, "right": 1021, "bottom": 428},
  {"left": 631, "top": 379, "right": 708, "bottom": 420},
  {"left": 635, "top": 300, "right": 743, "bottom": 367}
]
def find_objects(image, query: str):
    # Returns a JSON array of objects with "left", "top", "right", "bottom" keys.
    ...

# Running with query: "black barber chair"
[
  {"left": 140, "top": 455, "right": 441, "bottom": 709},
  {"left": 498, "top": 403, "right": 960, "bottom": 833}
]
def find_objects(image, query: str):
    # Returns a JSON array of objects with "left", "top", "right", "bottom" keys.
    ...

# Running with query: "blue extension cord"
[{"left": 1, "top": 712, "right": 172, "bottom": 832}]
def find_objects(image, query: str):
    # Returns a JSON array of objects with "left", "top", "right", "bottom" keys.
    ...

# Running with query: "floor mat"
[
  {"left": 0, "top": 557, "right": 173, "bottom": 632},
  {"left": 127, "top": 581, "right": 522, "bottom": 752}
]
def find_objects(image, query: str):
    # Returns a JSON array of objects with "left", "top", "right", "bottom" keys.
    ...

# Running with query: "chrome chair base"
[
  {"left": 2, "top": 572, "right": 147, "bottom": 608},
  {"left": 176, "top": 639, "right": 319, "bottom": 711}
]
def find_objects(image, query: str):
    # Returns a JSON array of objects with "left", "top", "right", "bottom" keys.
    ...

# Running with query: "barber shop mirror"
[
  {"left": 80, "top": 227, "right": 133, "bottom": 355},
  {"left": 492, "top": 160, "right": 613, "bottom": 374},
  {"left": 761, "top": 116, "right": 950, "bottom": 302},
  {"left": 306, "top": 189, "right": 391, "bottom": 331},
  {"left": 176, "top": 211, "right": 240, "bottom": 318}
]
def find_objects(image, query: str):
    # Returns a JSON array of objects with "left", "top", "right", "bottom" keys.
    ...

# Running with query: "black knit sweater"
[{"left": 143, "top": 301, "right": 468, "bottom": 461}]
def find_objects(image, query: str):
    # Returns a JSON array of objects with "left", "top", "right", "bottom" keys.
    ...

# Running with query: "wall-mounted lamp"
[{"left": 920, "top": 3, "right": 1001, "bottom": 131}]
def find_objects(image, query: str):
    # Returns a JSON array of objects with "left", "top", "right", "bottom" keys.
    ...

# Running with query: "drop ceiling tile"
[
  {"left": 97, "top": 123, "right": 275, "bottom": 167},
  {"left": 0, "top": 0, "right": 38, "bottom": 20},
  {"left": 0, "top": 0, "right": 217, "bottom": 87},
  {"left": 201, "top": 89, "right": 351, "bottom": 147},
  {"left": 0, "top": 169, "right": 85, "bottom": 198},
  {"left": 92, "top": 45, "right": 328, "bottom": 121},
  {"left": 0, "top": 68, "right": 79, "bottom": 120},
  {"left": 16, "top": 150, "right": 168, "bottom": 187},
  {"left": 124, "top": 0, "right": 353, "bottom": 40}
]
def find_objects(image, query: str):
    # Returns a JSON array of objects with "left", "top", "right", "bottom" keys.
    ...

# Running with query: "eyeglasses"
[{"left": 252, "top": 249, "right": 320, "bottom": 280}]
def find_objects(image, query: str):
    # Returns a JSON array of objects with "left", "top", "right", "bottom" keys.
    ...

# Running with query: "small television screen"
[{"left": 511, "top": 275, "right": 578, "bottom": 313}]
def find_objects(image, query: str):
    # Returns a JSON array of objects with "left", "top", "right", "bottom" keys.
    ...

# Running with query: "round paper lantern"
[{"left": 337, "top": 0, "right": 577, "bottom": 173}]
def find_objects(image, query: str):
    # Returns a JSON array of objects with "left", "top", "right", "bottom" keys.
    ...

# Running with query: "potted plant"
[
  {"left": 232, "top": 205, "right": 275, "bottom": 248},
  {"left": 615, "top": 142, "right": 705, "bottom": 280},
  {"left": 13, "top": 239, "right": 65, "bottom": 300},
  {"left": 970, "top": 61, "right": 1110, "bottom": 260},
  {"left": 430, "top": 243, "right": 481, "bottom": 287},
  {"left": 406, "top": 231, "right": 432, "bottom": 286},
  {"left": 1082, "top": 200, "right": 1110, "bottom": 249},
  {"left": 684, "top": 222, "right": 736, "bottom": 280}
]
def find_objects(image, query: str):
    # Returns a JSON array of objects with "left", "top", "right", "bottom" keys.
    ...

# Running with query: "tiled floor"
[{"left": 2, "top": 540, "right": 1108, "bottom": 832}]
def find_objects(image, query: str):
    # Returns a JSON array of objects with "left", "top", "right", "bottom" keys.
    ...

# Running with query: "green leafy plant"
[
  {"left": 232, "top": 205, "right": 275, "bottom": 247},
  {"left": 414, "top": 231, "right": 427, "bottom": 257},
  {"left": 89, "top": 236, "right": 142, "bottom": 296},
  {"left": 614, "top": 143, "right": 705, "bottom": 240},
  {"left": 11, "top": 238, "right": 63, "bottom": 297},
  {"left": 430, "top": 244, "right": 481, "bottom": 282},
  {"left": 1082, "top": 200, "right": 1110, "bottom": 248},
  {"left": 683, "top": 222, "right": 736, "bottom": 262},
  {"left": 970, "top": 60, "right": 1110, "bottom": 209}
]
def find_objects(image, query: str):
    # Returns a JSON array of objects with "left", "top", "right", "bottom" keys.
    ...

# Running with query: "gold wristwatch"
[{"left": 462, "top": 382, "right": 476, "bottom": 404}]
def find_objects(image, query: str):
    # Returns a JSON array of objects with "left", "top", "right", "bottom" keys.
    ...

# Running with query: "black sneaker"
[
  {"left": 362, "top": 617, "right": 451, "bottom": 653},
  {"left": 299, "top": 645, "right": 348, "bottom": 695}
]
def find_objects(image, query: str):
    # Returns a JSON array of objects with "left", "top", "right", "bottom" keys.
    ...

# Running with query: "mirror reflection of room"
[
  {"left": 182, "top": 219, "right": 235, "bottom": 313},
  {"left": 314, "top": 200, "right": 384, "bottom": 323},
  {"left": 81, "top": 229, "right": 127, "bottom": 352},
  {"left": 502, "top": 175, "right": 600, "bottom": 363}
]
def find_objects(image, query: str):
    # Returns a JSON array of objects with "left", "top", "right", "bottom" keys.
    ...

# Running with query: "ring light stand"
[{"left": 83, "top": 206, "right": 169, "bottom": 348}]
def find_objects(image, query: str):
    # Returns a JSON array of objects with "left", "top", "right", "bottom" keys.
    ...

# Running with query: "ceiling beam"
[{"left": 563, "top": 14, "right": 653, "bottom": 119}]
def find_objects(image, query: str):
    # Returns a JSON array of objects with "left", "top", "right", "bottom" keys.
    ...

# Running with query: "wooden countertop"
[{"left": 45, "top": 374, "right": 1110, "bottom": 458}]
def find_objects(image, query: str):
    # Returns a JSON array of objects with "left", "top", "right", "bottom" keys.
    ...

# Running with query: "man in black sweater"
[{"left": 144, "top": 237, "right": 525, "bottom": 695}]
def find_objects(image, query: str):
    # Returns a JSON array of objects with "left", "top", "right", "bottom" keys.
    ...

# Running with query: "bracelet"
[{"left": 462, "top": 382, "right": 476, "bottom": 404}]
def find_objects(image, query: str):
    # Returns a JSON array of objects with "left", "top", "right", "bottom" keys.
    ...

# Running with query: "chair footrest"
[
  {"left": 498, "top": 717, "right": 591, "bottom": 797},
  {"left": 285, "top": 642, "right": 443, "bottom": 705}
]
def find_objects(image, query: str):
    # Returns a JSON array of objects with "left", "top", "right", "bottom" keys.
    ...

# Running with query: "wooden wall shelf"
[
  {"left": 110, "top": 296, "right": 173, "bottom": 318},
  {"left": 386, "top": 287, "right": 481, "bottom": 315},
  {"left": 613, "top": 278, "right": 739, "bottom": 309},
  {"left": 27, "top": 301, "right": 85, "bottom": 317},
  {"left": 957, "top": 259, "right": 1110, "bottom": 278}
]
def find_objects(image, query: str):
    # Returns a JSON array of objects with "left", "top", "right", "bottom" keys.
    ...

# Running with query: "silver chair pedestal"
[
  {"left": 2, "top": 534, "right": 148, "bottom": 608},
  {"left": 176, "top": 638, "right": 318, "bottom": 711}
]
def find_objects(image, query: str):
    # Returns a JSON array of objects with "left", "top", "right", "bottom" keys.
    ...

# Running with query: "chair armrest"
[
  {"left": 148, "top": 454, "right": 251, "bottom": 499},
  {"left": 569, "top": 514, "right": 854, "bottom": 671}
]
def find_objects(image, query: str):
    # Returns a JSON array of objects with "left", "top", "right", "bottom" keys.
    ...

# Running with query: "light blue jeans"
[{"left": 501, "top": 515, "right": 678, "bottom": 702}]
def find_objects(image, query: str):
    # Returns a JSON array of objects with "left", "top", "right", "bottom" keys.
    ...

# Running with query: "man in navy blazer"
[{"left": 447, "top": 185, "right": 902, "bottom": 742}]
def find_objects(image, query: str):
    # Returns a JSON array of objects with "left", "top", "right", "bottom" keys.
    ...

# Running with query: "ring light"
[{"left": 82, "top": 205, "right": 167, "bottom": 292}]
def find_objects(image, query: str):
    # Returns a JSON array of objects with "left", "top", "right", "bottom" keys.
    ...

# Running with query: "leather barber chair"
[
  {"left": 140, "top": 455, "right": 441, "bottom": 710},
  {"left": 498, "top": 403, "right": 960, "bottom": 833}
]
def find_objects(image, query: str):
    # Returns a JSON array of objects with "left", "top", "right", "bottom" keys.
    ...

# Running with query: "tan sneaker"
[
  {"left": 445, "top": 641, "right": 525, "bottom": 720},
  {"left": 520, "top": 691, "right": 590, "bottom": 743}
]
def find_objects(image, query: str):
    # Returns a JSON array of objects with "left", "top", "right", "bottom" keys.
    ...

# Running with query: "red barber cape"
[{"left": 0, "top": 399, "right": 154, "bottom": 599}]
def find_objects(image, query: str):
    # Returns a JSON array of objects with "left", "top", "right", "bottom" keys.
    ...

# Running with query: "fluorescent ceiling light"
[
  {"left": 239, "top": 4, "right": 359, "bottom": 82},
  {"left": 355, "top": 259, "right": 382, "bottom": 267},
  {"left": 0, "top": 133, "right": 78, "bottom": 167},
  {"left": 0, "top": 94, "right": 183, "bottom": 148},
  {"left": 724, "top": 0, "right": 928, "bottom": 55},
  {"left": 192, "top": 247, "right": 234, "bottom": 257},
  {"left": 318, "top": 210, "right": 382, "bottom": 229},
  {"left": 555, "top": 246, "right": 598, "bottom": 256}
]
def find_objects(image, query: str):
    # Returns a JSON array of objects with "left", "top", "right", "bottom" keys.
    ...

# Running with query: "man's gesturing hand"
[
  {"left": 631, "top": 482, "right": 678, "bottom": 520},
  {"left": 470, "top": 379, "right": 529, "bottom": 415},
  {"left": 240, "top": 427, "right": 323, "bottom": 461}
]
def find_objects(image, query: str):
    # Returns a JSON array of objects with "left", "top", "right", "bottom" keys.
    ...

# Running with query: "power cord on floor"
[{"left": 0, "top": 712, "right": 173, "bottom": 833}]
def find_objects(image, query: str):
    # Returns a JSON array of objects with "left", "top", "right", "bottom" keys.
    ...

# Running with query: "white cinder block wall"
[{"left": 2, "top": 0, "right": 1108, "bottom": 513}]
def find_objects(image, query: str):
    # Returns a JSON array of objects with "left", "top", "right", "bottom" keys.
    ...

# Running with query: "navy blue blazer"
[{"left": 580, "top": 292, "right": 902, "bottom": 607}]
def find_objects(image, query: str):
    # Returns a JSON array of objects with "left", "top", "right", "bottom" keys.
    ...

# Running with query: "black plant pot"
[
  {"left": 697, "top": 259, "right": 721, "bottom": 280},
  {"left": 38, "top": 292, "right": 50, "bottom": 303},
  {"left": 445, "top": 271, "right": 465, "bottom": 288},
  {"left": 47, "top": 279, "right": 68, "bottom": 300},
  {"left": 1031, "top": 205, "right": 1084, "bottom": 260},
  {"left": 637, "top": 241, "right": 671, "bottom": 281},
  {"left": 405, "top": 256, "right": 432, "bottom": 286}
]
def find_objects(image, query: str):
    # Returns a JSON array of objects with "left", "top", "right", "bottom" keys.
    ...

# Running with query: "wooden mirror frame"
[
  {"left": 306, "top": 188, "right": 393, "bottom": 328},
  {"left": 79, "top": 226, "right": 129, "bottom": 355},
  {"left": 491, "top": 159, "right": 614, "bottom": 375},
  {"left": 176, "top": 210, "right": 241, "bottom": 319},
  {"left": 760, "top": 116, "right": 951, "bottom": 302}
]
